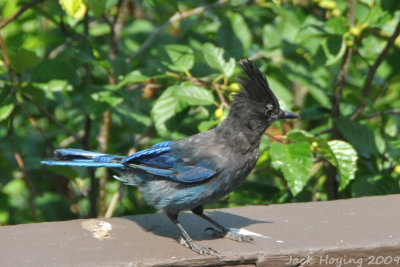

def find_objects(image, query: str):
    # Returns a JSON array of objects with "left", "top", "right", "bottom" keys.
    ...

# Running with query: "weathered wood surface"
[{"left": 2, "top": 195, "right": 400, "bottom": 266}]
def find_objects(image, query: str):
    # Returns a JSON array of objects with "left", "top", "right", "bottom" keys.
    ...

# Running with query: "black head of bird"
[{"left": 229, "top": 59, "right": 300, "bottom": 133}]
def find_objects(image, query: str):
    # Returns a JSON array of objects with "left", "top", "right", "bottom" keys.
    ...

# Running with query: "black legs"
[
  {"left": 166, "top": 206, "right": 254, "bottom": 255},
  {"left": 192, "top": 206, "right": 255, "bottom": 243},
  {"left": 167, "top": 212, "right": 218, "bottom": 255}
]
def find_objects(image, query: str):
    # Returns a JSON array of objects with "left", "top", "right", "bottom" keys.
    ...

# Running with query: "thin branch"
[
  {"left": 0, "top": 0, "right": 44, "bottom": 30},
  {"left": 331, "top": 0, "right": 356, "bottom": 120},
  {"left": 109, "top": 0, "right": 126, "bottom": 59},
  {"left": 0, "top": 32, "right": 13, "bottom": 84},
  {"left": 81, "top": 11, "right": 99, "bottom": 218},
  {"left": 104, "top": 190, "right": 120, "bottom": 218},
  {"left": 18, "top": 100, "right": 51, "bottom": 144},
  {"left": 10, "top": 107, "right": 38, "bottom": 222},
  {"left": 47, "top": 39, "right": 73, "bottom": 59},
  {"left": 59, "top": 130, "right": 85, "bottom": 148},
  {"left": 350, "top": 20, "right": 400, "bottom": 120},
  {"left": 1, "top": 31, "right": 38, "bottom": 221},
  {"left": 127, "top": 0, "right": 229, "bottom": 62},
  {"left": 22, "top": 94, "right": 82, "bottom": 143},
  {"left": 81, "top": 117, "right": 92, "bottom": 149},
  {"left": 327, "top": 0, "right": 356, "bottom": 200},
  {"left": 263, "top": 132, "right": 285, "bottom": 143},
  {"left": 96, "top": 0, "right": 127, "bottom": 217},
  {"left": 331, "top": 44, "right": 354, "bottom": 119},
  {"left": 314, "top": 127, "right": 333, "bottom": 136},
  {"left": 113, "top": 0, "right": 124, "bottom": 25},
  {"left": 96, "top": 110, "right": 112, "bottom": 217},
  {"left": 354, "top": 49, "right": 371, "bottom": 68},
  {"left": 213, "top": 84, "right": 230, "bottom": 110},
  {"left": 365, "top": 109, "right": 400, "bottom": 119}
]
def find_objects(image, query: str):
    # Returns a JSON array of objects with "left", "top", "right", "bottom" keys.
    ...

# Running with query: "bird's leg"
[
  {"left": 166, "top": 213, "right": 219, "bottom": 255},
  {"left": 192, "top": 206, "right": 255, "bottom": 243}
]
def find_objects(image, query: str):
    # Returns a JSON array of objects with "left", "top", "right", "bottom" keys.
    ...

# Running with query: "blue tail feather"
[
  {"left": 41, "top": 160, "right": 126, "bottom": 168},
  {"left": 42, "top": 148, "right": 127, "bottom": 169},
  {"left": 55, "top": 149, "right": 106, "bottom": 159}
]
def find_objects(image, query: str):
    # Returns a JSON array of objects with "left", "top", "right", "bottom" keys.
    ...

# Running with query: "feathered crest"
[{"left": 235, "top": 59, "right": 279, "bottom": 106}]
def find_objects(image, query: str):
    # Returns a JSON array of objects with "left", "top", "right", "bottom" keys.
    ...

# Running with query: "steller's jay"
[{"left": 42, "top": 59, "right": 300, "bottom": 255}]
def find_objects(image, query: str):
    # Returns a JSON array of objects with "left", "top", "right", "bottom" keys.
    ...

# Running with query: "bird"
[{"left": 42, "top": 59, "right": 300, "bottom": 255}]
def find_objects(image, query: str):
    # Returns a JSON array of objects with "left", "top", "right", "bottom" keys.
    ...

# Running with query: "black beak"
[{"left": 281, "top": 110, "right": 300, "bottom": 120}]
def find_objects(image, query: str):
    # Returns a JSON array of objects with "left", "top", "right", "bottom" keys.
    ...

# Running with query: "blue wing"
[
  {"left": 42, "top": 141, "right": 217, "bottom": 184},
  {"left": 123, "top": 141, "right": 217, "bottom": 183}
]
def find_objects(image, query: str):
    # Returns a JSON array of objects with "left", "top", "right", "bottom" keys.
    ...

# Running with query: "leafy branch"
[
  {"left": 350, "top": 20, "right": 400, "bottom": 120},
  {"left": 127, "top": 0, "right": 229, "bottom": 62},
  {"left": 0, "top": 32, "right": 38, "bottom": 221},
  {"left": 0, "top": 0, "right": 44, "bottom": 30}
]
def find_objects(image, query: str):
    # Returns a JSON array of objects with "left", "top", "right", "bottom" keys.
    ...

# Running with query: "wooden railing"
[{"left": 1, "top": 195, "right": 399, "bottom": 266}]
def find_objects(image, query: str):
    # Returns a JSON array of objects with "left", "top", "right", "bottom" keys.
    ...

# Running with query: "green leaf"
[
  {"left": 364, "top": 5, "right": 391, "bottom": 27},
  {"left": 33, "top": 80, "right": 73, "bottom": 92},
  {"left": 287, "top": 129, "right": 358, "bottom": 191},
  {"left": 287, "top": 129, "right": 315, "bottom": 143},
  {"left": 91, "top": 91, "right": 123, "bottom": 107},
  {"left": 59, "top": 0, "right": 87, "bottom": 19},
  {"left": 151, "top": 94, "right": 186, "bottom": 136},
  {"left": 351, "top": 174, "right": 399, "bottom": 197},
  {"left": 328, "top": 140, "right": 357, "bottom": 190},
  {"left": 174, "top": 82, "right": 214, "bottom": 106},
  {"left": 9, "top": 49, "right": 40, "bottom": 73},
  {"left": 151, "top": 83, "right": 214, "bottom": 135},
  {"left": 387, "top": 139, "right": 400, "bottom": 161},
  {"left": 317, "top": 140, "right": 358, "bottom": 191},
  {"left": 202, "top": 43, "right": 235, "bottom": 77},
  {"left": 270, "top": 142, "right": 313, "bottom": 196},
  {"left": 24, "top": 85, "right": 46, "bottom": 104},
  {"left": 2, "top": 179, "right": 29, "bottom": 208},
  {"left": 31, "top": 59, "right": 81, "bottom": 86},
  {"left": 86, "top": 0, "right": 107, "bottom": 17},
  {"left": 263, "top": 24, "right": 281, "bottom": 49},
  {"left": 82, "top": 86, "right": 123, "bottom": 118},
  {"left": 267, "top": 77, "right": 293, "bottom": 110},
  {"left": 198, "top": 120, "right": 219, "bottom": 132},
  {"left": 35, "top": 192, "right": 73, "bottom": 221},
  {"left": 118, "top": 70, "right": 151, "bottom": 88},
  {"left": 161, "top": 45, "right": 194, "bottom": 72},
  {"left": 323, "top": 36, "right": 346, "bottom": 65},
  {"left": 115, "top": 106, "right": 151, "bottom": 128},
  {"left": 227, "top": 12, "right": 252, "bottom": 54},
  {"left": 217, "top": 17, "right": 244, "bottom": 58},
  {"left": 285, "top": 62, "right": 331, "bottom": 108},
  {"left": 0, "top": 104, "right": 15, "bottom": 122},
  {"left": 336, "top": 118, "right": 378, "bottom": 154},
  {"left": 325, "top": 17, "right": 347, "bottom": 35},
  {"left": 315, "top": 35, "right": 346, "bottom": 66},
  {"left": 2, "top": 0, "right": 19, "bottom": 18}
]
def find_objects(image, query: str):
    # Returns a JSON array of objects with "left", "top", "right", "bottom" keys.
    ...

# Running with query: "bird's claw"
[
  {"left": 179, "top": 238, "right": 219, "bottom": 255},
  {"left": 205, "top": 227, "right": 255, "bottom": 243}
]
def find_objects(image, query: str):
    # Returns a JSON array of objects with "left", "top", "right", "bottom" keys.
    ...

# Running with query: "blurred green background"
[{"left": 0, "top": 0, "right": 399, "bottom": 225}]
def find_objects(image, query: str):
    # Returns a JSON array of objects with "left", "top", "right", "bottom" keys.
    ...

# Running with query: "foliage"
[{"left": 0, "top": 0, "right": 399, "bottom": 225}]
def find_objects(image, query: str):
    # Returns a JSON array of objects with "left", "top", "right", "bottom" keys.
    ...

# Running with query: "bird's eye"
[{"left": 264, "top": 104, "right": 274, "bottom": 116}]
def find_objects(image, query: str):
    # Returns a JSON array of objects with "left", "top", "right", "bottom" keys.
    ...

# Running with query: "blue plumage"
[
  {"left": 41, "top": 59, "right": 300, "bottom": 255},
  {"left": 150, "top": 140, "right": 173, "bottom": 148},
  {"left": 122, "top": 146, "right": 171, "bottom": 163},
  {"left": 42, "top": 140, "right": 216, "bottom": 184}
]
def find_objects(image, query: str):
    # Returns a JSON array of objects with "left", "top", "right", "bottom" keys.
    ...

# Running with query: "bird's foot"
[
  {"left": 179, "top": 238, "right": 219, "bottom": 255},
  {"left": 205, "top": 227, "right": 255, "bottom": 243}
]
